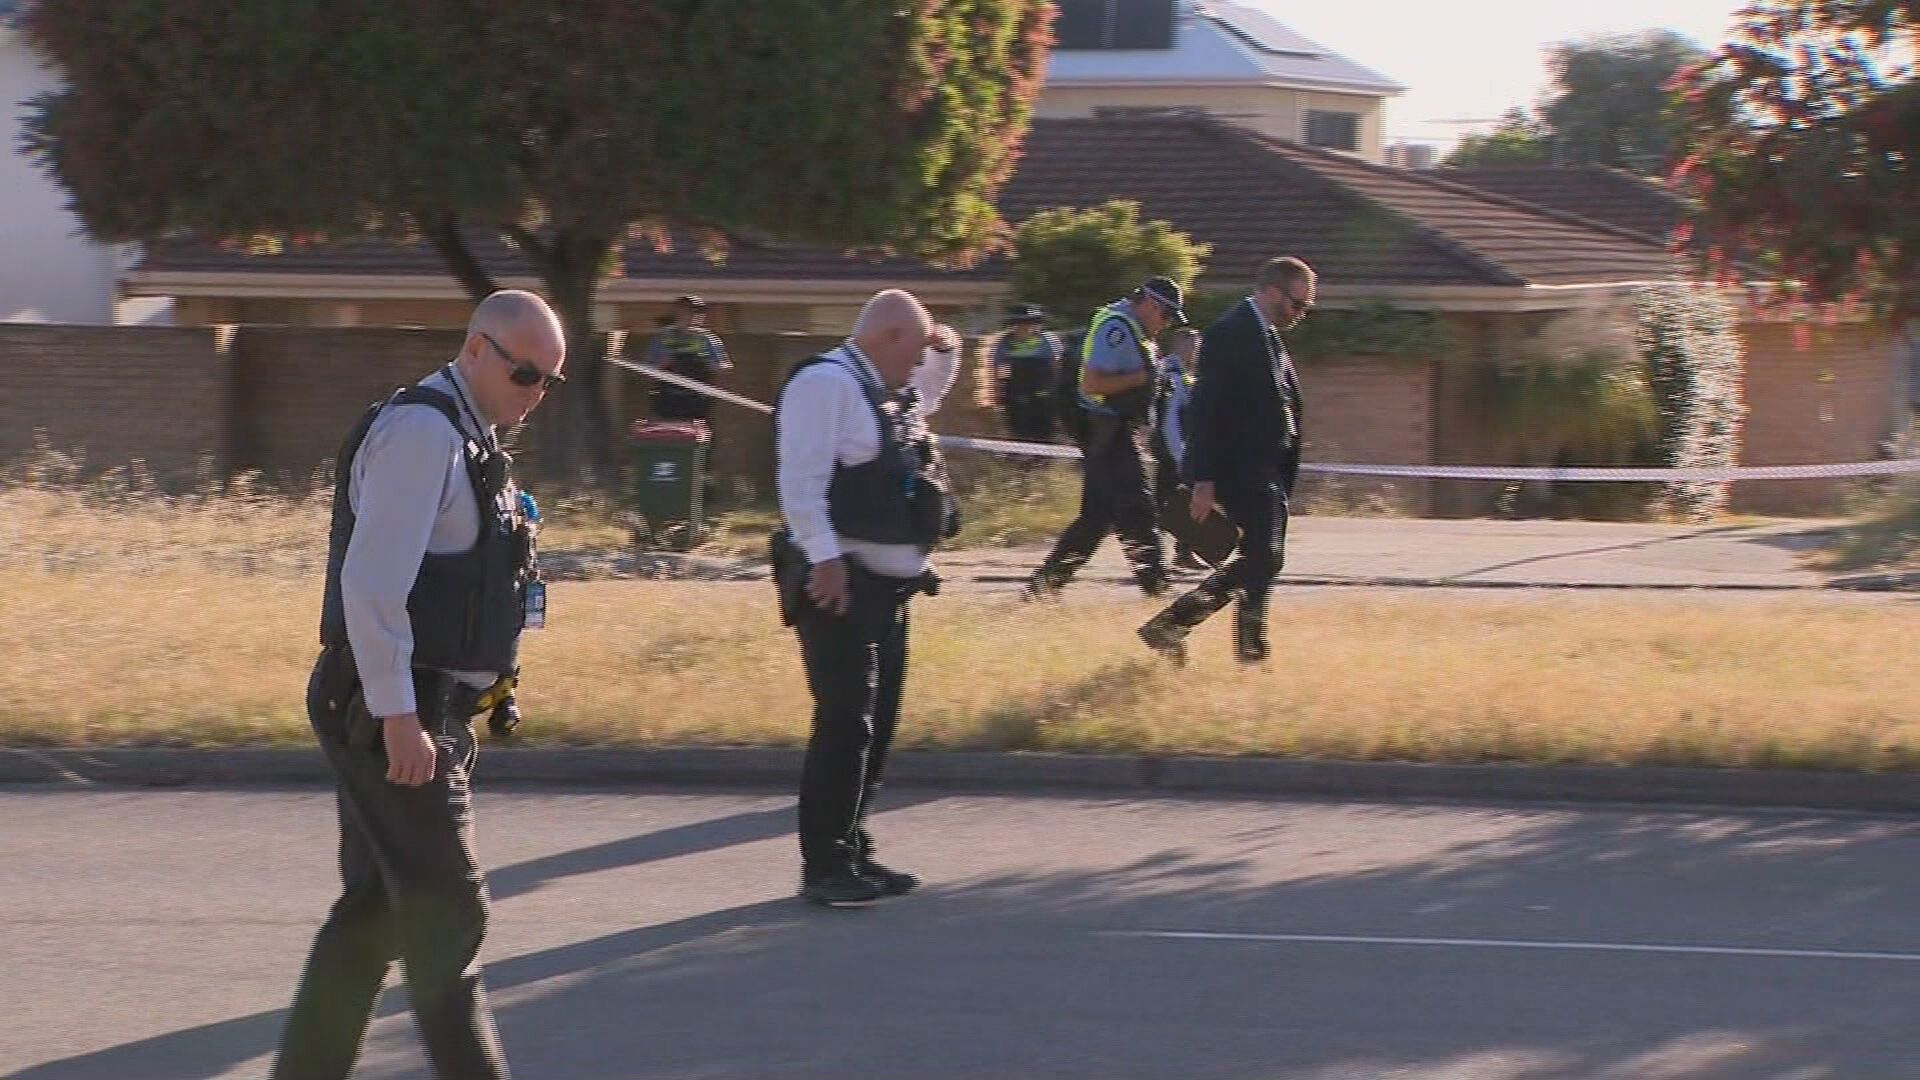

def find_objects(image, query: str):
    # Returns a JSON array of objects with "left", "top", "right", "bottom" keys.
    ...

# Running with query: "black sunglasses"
[{"left": 481, "top": 332, "right": 566, "bottom": 390}]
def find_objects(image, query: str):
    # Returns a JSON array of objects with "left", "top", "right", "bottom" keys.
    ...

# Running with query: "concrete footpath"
[
  {"left": 8, "top": 745, "right": 1920, "bottom": 815},
  {"left": 582, "top": 517, "right": 1906, "bottom": 592}
]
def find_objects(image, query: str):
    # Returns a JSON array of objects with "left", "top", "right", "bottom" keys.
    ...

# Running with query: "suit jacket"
[{"left": 1184, "top": 298, "right": 1303, "bottom": 491}]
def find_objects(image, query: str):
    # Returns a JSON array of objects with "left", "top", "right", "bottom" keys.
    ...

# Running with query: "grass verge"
[{"left": 7, "top": 570, "right": 1919, "bottom": 772}]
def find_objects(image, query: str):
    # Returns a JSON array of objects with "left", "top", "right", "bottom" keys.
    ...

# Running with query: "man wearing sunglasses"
[
  {"left": 273, "top": 289, "right": 565, "bottom": 1080},
  {"left": 1139, "top": 256, "right": 1315, "bottom": 666}
]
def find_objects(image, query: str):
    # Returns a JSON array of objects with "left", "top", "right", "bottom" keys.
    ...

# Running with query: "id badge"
[{"left": 524, "top": 580, "right": 548, "bottom": 630}]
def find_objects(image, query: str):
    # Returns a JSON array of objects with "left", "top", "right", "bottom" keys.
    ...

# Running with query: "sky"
[{"left": 1255, "top": 0, "right": 1752, "bottom": 152}]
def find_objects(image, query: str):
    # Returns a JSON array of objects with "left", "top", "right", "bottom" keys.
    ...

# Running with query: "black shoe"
[
  {"left": 1234, "top": 601, "right": 1271, "bottom": 665},
  {"left": 1137, "top": 615, "right": 1189, "bottom": 666},
  {"left": 858, "top": 858, "right": 922, "bottom": 897},
  {"left": 486, "top": 697, "right": 522, "bottom": 739},
  {"left": 1020, "top": 573, "right": 1066, "bottom": 602},
  {"left": 1174, "top": 550, "right": 1210, "bottom": 572},
  {"left": 799, "top": 866, "right": 885, "bottom": 906}
]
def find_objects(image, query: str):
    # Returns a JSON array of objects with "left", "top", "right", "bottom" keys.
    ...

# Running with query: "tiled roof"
[
  {"left": 1047, "top": 1, "right": 1404, "bottom": 95},
  {"left": 1436, "top": 165, "right": 1691, "bottom": 245},
  {"left": 138, "top": 115, "right": 1680, "bottom": 292}
]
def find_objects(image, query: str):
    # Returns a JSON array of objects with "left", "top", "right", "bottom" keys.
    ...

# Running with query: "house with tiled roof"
[
  {"left": 1437, "top": 164, "right": 1692, "bottom": 247},
  {"left": 130, "top": 114, "right": 1682, "bottom": 331}
]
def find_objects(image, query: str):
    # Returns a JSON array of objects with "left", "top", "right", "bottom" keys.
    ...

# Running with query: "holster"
[
  {"left": 770, "top": 529, "right": 938, "bottom": 634},
  {"left": 770, "top": 529, "right": 812, "bottom": 627},
  {"left": 308, "top": 645, "right": 500, "bottom": 751}
]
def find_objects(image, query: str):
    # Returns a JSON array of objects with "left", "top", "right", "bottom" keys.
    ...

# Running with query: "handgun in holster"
[{"left": 770, "top": 529, "right": 812, "bottom": 627}]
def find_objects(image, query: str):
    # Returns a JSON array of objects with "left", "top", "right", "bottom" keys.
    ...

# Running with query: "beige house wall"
[{"left": 1033, "top": 84, "right": 1385, "bottom": 161}]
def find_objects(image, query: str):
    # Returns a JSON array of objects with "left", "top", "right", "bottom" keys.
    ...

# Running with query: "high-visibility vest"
[{"left": 1077, "top": 303, "right": 1152, "bottom": 417}]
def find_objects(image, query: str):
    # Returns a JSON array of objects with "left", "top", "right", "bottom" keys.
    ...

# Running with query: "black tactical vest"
[
  {"left": 319, "top": 384, "right": 534, "bottom": 674},
  {"left": 778, "top": 353, "right": 960, "bottom": 551}
]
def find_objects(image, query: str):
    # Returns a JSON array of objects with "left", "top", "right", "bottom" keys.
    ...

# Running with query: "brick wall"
[
  {"left": 1294, "top": 354, "right": 1435, "bottom": 514},
  {"left": 1736, "top": 321, "right": 1901, "bottom": 515},
  {"left": 0, "top": 325, "right": 228, "bottom": 486},
  {"left": 228, "top": 326, "right": 464, "bottom": 485}
]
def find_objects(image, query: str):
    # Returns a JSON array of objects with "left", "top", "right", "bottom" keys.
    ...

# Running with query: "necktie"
[{"left": 1269, "top": 329, "right": 1298, "bottom": 441}]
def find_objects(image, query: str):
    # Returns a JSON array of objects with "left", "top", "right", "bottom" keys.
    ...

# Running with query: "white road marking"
[{"left": 1099, "top": 929, "right": 1920, "bottom": 964}]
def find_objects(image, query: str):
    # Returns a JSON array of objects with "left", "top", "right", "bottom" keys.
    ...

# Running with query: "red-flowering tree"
[{"left": 1671, "top": 0, "right": 1918, "bottom": 317}]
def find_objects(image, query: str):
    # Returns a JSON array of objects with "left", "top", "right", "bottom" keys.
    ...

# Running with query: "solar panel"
[
  {"left": 1052, "top": 0, "right": 1111, "bottom": 50},
  {"left": 1052, "top": 0, "right": 1177, "bottom": 50},
  {"left": 1109, "top": 0, "right": 1177, "bottom": 50},
  {"left": 1201, "top": 1, "right": 1323, "bottom": 58}
]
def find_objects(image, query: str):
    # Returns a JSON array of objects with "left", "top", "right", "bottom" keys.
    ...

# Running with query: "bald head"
[
  {"left": 469, "top": 289, "right": 565, "bottom": 347},
  {"left": 852, "top": 289, "right": 949, "bottom": 388},
  {"left": 458, "top": 289, "right": 568, "bottom": 428}
]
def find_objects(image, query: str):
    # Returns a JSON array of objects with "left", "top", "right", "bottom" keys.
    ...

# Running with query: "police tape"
[{"left": 612, "top": 356, "right": 1920, "bottom": 482}]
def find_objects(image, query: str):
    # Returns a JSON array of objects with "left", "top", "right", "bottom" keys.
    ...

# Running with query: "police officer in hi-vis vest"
[
  {"left": 991, "top": 303, "right": 1064, "bottom": 442},
  {"left": 1022, "top": 276, "right": 1187, "bottom": 600},
  {"left": 272, "top": 290, "right": 564, "bottom": 1080},
  {"left": 772, "top": 289, "right": 961, "bottom": 906}
]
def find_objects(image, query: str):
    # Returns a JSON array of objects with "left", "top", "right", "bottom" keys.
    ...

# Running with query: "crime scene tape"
[{"left": 612, "top": 355, "right": 1920, "bottom": 482}]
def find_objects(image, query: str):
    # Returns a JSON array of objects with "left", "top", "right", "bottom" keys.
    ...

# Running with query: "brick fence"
[
  {"left": 0, "top": 325, "right": 229, "bottom": 483},
  {"left": 1, "top": 322, "right": 1905, "bottom": 516}
]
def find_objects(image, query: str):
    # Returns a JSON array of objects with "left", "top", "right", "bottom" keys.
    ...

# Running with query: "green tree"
[
  {"left": 1672, "top": 0, "right": 1918, "bottom": 316},
  {"left": 1540, "top": 30, "right": 1707, "bottom": 174},
  {"left": 18, "top": 0, "right": 1054, "bottom": 482},
  {"left": 1008, "top": 200, "right": 1208, "bottom": 330},
  {"left": 1441, "top": 108, "right": 1551, "bottom": 168}
]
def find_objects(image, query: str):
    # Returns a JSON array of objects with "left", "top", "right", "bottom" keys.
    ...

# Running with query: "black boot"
[
  {"left": 1138, "top": 580, "right": 1239, "bottom": 665},
  {"left": 799, "top": 860, "right": 886, "bottom": 906},
  {"left": 856, "top": 785, "right": 920, "bottom": 896},
  {"left": 1234, "top": 595, "right": 1271, "bottom": 665}
]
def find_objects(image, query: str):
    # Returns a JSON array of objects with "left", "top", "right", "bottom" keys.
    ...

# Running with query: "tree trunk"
[
  {"left": 538, "top": 227, "right": 618, "bottom": 491},
  {"left": 421, "top": 213, "right": 500, "bottom": 302}
]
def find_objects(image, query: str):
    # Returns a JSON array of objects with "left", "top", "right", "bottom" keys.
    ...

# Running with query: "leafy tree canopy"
[{"left": 19, "top": 0, "right": 1055, "bottom": 478}]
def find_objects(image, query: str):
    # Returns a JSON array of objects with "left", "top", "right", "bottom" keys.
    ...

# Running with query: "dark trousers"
[
  {"left": 273, "top": 662, "right": 509, "bottom": 1080},
  {"left": 1033, "top": 420, "right": 1165, "bottom": 590},
  {"left": 795, "top": 593, "right": 910, "bottom": 873},
  {"left": 1210, "top": 473, "right": 1289, "bottom": 608},
  {"left": 1002, "top": 390, "right": 1057, "bottom": 443}
]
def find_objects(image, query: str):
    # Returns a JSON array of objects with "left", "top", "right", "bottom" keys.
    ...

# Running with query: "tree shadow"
[
  {"left": 17, "top": 795, "right": 1920, "bottom": 1079},
  {"left": 1442, "top": 522, "right": 1834, "bottom": 583}
]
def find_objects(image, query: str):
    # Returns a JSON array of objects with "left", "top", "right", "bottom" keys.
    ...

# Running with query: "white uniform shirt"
[
  {"left": 775, "top": 342, "right": 960, "bottom": 579},
  {"left": 342, "top": 365, "right": 503, "bottom": 718}
]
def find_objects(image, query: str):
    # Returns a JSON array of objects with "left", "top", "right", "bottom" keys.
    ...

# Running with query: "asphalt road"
[{"left": 7, "top": 785, "right": 1920, "bottom": 1079}]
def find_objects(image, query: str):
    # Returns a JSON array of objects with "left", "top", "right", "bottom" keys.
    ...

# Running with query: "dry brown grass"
[{"left": 7, "top": 561, "right": 1919, "bottom": 771}]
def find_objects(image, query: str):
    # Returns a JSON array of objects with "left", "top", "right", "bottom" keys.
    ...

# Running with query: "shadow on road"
[{"left": 17, "top": 799, "right": 1919, "bottom": 1079}]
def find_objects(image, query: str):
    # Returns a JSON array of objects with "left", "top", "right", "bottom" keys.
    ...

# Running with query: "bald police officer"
[
  {"left": 272, "top": 290, "right": 565, "bottom": 1080},
  {"left": 1022, "top": 276, "right": 1186, "bottom": 599},
  {"left": 773, "top": 289, "right": 960, "bottom": 906}
]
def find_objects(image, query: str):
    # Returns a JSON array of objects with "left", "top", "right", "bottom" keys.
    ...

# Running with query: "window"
[{"left": 1304, "top": 110, "right": 1361, "bottom": 153}]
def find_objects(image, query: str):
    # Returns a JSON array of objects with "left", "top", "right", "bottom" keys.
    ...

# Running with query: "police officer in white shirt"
[
  {"left": 773, "top": 289, "right": 961, "bottom": 905},
  {"left": 274, "top": 290, "right": 564, "bottom": 1080}
]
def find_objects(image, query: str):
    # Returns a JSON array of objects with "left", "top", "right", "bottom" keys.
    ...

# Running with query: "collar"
[
  {"left": 440, "top": 363, "right": 498, "bottom": 448},
  {"left": 1246, "top": 295, "right": 1276, "bottom": 337},
  {"left": 839, "top": 341, "right": 890, "bottom": 393}
]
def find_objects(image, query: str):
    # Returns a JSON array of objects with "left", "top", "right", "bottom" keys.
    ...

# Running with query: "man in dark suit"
[{"left": 1138, "top": 256, "right": 1315, "bottom": 664}]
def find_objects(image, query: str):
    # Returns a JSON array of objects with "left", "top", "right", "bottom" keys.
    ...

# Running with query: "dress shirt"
[
  {"left": 342, "top": 364, "right": 503, "bottom": 718},
  {"left": 775, "top": 342, "right": 959, "bottom": 579}
]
